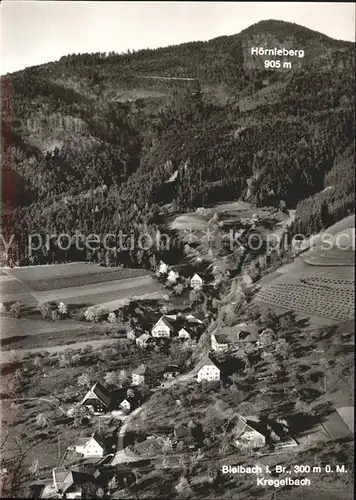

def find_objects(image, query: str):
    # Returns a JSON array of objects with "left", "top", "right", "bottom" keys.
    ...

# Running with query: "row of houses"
[
  {"left": 158, "top": 261, "right": 204, "bottom": 290},
  {"left": 127, "top": 313, "right": 204, "bottom": 347}
]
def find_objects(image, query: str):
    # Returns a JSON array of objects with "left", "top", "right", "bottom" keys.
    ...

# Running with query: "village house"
[
  {"left": 163, "top": 364, "right": 180, "bottom": 380},
  {"left": 185, "top": 314, "right": 203, "bottom": 325},
  {"left": 211, "top": 331, "right": 233, "bottom": 352},
  {"left": 136, "top": 333, "right": 151, "bottom": 348},
  {"left": 61, "top": 467, "right": 95, "bottom": 499},
  {"left": 232, "top": 416, "right": 266, "bottom": 449},
  {"left": 126, "top": 328, "right": 138, "bottom": 341},
  {"left": 158, "top": 260, "right": 169, "bottom": 275},
  {"left": 132, "top": 364, "right": 152, "bottom": 386},
  {"left": 178, "top": 327, "right": 191, "bottom": 340},
  {"left": 235, "top": 323, "right": 259, "bottom": 342},
  {"left": 70, "top": 432, "right": 106, "bottom": 458},
  {"left": 211, "top": 323, "right": 259, "bottom": 352},
  {"left": 80, "top": 382, "right": 112, "bottom": 415},
  {"left": 119, "top": 398, "right": 132, "bottom": 413},
  {"left": 196, "top": 356, "right": 221, "bottom": 382},
  {"left": 52, "top": 467, "right": 68, "bottom": 495},
  {"left": 151, "top": 315, "right": 174, "bottom": 338},
  {"left": 190, "top": 273, "right": 203, "bottom": 290}
]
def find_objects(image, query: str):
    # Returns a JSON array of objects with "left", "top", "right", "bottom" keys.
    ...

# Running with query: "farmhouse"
[
  {"left": 136, "top": 333, "right": 151, "bottom": 347},
  {"left": 211, "top": 331, "right": 233, "bottom": 352},
  {"left": 196, "top": 356, "right": 221, "bottom": 382},
  {"left": 232, "top": 416, "right": 266, "bottom": 449},
  {"left": 52, "top": 467, "right": 68, "bottom": 494},
  {"left": 127, "top": 328, "right": 138, "bottom": 341},
  {"left": 80, "top": 382, "right": 112, "bottom": 415},
  {"left": 178, "top": 328, "right": 191, "bottom": 340},
  {"left": 185, "top": 314, "right": 203, "bottom": 325},
  {"left": 151, "top": 315, "right": 174, "bottom": 338},
  {"left": 312, "top": 406, "right": 354, "bottom": 442},
  {"left": 211, "top": 323, "right": 259, "bottom": 352},
  {"left": 235, "top": 323, "right": 259, "bottom": 342},
  {"left": 163, "top": 364, "right": 180, "bottom": 380},
  {"left": 190, "top": 273, "right": 203, "bottom": 289},
  {"left": 61, "top": 467, "right": 95, "bottom": 499},
  {"left": 132, "top": 364, "right": 152, "bottom": 386},
  {"left": 158, "top": 261, "right": 169, "bottom": 274},
  {"left": 70, "top": 432, "right": 106, "bottom": 457}
]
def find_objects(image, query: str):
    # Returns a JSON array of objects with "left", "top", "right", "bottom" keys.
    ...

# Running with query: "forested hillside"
[{"left": 1, "top": 19, "right": 355, "bottom": 267}]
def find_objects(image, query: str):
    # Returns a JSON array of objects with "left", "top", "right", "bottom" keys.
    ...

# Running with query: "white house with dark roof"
[
  {"left": 151, "top": 315, "right": 174, "bottom": 338},
  {"left": 132, "top": 364, "right": 152, "bottom": 386},
  {"left": 80, "top": 382, "right": 112, "bottom": 415},
  {"left": 70, "top": 432, "right": 106, "bottom": 457},
  {"left": 178, "top": 328, "right": 191, "bottom": 340},
  {"left": 196, "top": 356, "right": 220, "bottom": 382},
  {"left": 232, "top": 416, "right": 266, "bottom": 449},
  {"left": 136, "top": 333, "right": 151, "bottom": 347},
  {"left": 190, "top": 273, "right": 203, "bottom": 289}
]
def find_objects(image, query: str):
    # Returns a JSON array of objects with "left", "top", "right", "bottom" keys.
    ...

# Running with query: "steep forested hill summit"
[{"left": 1, "top": 19, "right": 355, "bottom": 267}]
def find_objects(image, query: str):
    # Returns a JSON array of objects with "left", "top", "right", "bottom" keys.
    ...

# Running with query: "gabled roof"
[
  {"left": 233, "top": 416, "right": 267, "bottom": 439},
  {"left": 319, "top": 410, "right": 354, "bottom": 440},
  {"left": 136, "top": 333, "right": 150, "bottom": 341},
  {"left": 152, "top": 315, "right": 174, "bottom": 330},
  {"left": 185, "top": 314, "right": 203, "bottom": 324},
  {"left": 236, "top": 323, "right": 259, "bottom": 341},
  {"left": 179, "top": 327, "right": 190, "bottom": 335},
  {"left": 133, "top": 364, "right": 150, "bottom": 375},
  {"left": 164, "top": 364, "right": 179, "bottom": 373},
  {"left": 62, "top": 469, "right": 94, "bottom": 493},
  {"left": 195, "top": 355, "right": 220, "bottom": 373},
  {"left": 213, "top": 331, "right": 234, "bottom": 344},
  {"left": 92, "top": 382, "right": 112, "bottom": 407},
  {"left": 191, "top": 273, "right": 203, "bottom": 281},
  {"left": 336, "top": 407, "right": 354, "bottom": 434},
  {"left": 91, "top": 432, "right": 106, "bottom": 450},
  {"left": 52, "top": 467, "right": 68, "bottom": 492}
]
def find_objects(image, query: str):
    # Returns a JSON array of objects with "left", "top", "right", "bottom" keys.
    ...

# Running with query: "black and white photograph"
[{"left": 0, "top": 1, "right": 355, "bottom": 499}]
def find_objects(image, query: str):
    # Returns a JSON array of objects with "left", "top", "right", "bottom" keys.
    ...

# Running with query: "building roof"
[
  {"left": 164, "top": 364, "right": 179, "bottom": 373},
  {"left": 233, "top": 416, "right": 267, "bottom": 439},
  {"left": 191, "top": 273, "right": 203, "bottom": 282},
  {"left": 91, "top": 432, "right": 106, "bottom": 449},
  {"left": 62, "top": 469, "right": 94, "bottom": 494},
  {"left": 153, "top": 315, "right": 174, "bottom": 330},
  {"left": 133, "top": 364, "right": 150, "bottom": 376},
  {"left": 52, "top": 467, "right": 69, "bottom": 492},
  {"left": 185, "top": 314, "right": 203, "bottom": 324},
  {"left": 318, "top": 410, "right": 354, "bottom": 441},
  {"left": 336, "top": 407, "right": 354, "bottom": 434},
  {"left": 195, "top": 355, "right": 220, "bottom": 373},
  {"left": 137, "top": 333, "right": 150, "bottom": 342},
  {"left": 213, "top": 331, "right": 234, "bottom": 345},
  {"left": 92, "top": 382, "right": 112, "bottom": 407},
  {"left": 179, "top": 328, "right": 190, "bottom": 335},
  {"left": 235, "top": 323, "right": 259, "bottom": 341}
]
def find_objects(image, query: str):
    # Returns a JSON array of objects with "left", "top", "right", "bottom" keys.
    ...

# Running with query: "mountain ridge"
[{"left": 1, "top": 19, "right": 355, "bottom": 267}]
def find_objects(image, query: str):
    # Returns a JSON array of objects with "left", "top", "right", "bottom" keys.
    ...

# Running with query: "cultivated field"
[{"left": 0, "top": 263, "right": 162, "bottom": 307}]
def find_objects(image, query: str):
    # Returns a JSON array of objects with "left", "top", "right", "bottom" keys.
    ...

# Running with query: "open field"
[{"left": 0, "top": 263, "right": 162, "bottom": 307}]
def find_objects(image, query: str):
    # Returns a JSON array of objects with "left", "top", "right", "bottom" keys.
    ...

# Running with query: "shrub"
[{"left": 10, "top": 302, "right": 22, "bottom": 318}]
